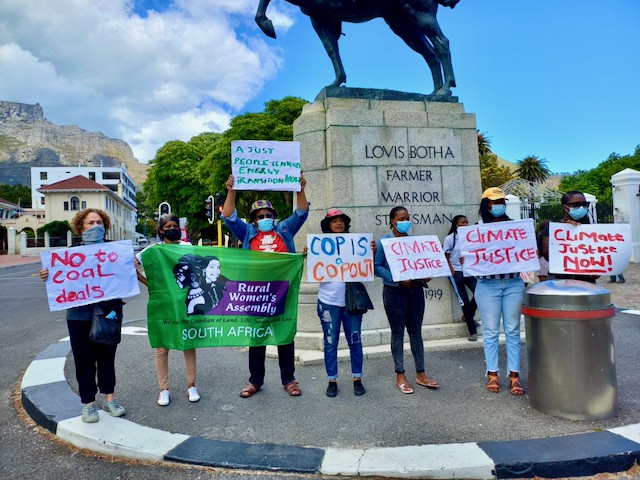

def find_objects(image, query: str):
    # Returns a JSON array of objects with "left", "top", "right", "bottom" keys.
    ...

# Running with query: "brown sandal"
[
  {"left": 509, "top": 373, "right": 525, "bottom": 396},
  {"left": 486, "top": 373, "right": 500, "bottom": 394},
  {"left": 240, "top": 383, "right": 260, "bottom": 398},
  {"left": 284, "top": 381, "right": 302, "bottom": 396}
]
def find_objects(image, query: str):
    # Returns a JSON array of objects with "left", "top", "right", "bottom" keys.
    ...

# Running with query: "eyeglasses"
[
  {"left": 256, "top": 213, "right": 274, "bottom": 220},
  {"left": 566, "top": 202, "right": 589, "bottom": 208}
]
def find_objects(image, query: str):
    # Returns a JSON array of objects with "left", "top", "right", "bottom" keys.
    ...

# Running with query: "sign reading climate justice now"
[
  {"left": 41, "top": 241, "right": 139, "bottom": 312},
  {"left": 141, "top": 244, "right": 304, "bottom": 350},
  {"left": 380, "top": 235, "right": 450, "bottom": 282},
  {"left": 549, "top": 222, "right": 631, "bottom": 276},
  {"left": 231, "top": 140, "right": 301, "bottom": 191},
  {"left": 458, "top": 219, "right": 540, "bottom": 277},
  {"left": 306, "top": 233, "right": 374, "bottom": 283}
]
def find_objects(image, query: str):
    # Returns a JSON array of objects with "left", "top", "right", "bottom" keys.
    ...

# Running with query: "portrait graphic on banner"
[
  {"left": 548, "top": 222, "right": 631, "bottom": 276},
  {"left": 141, "top": 244, "right": 304, "bottom": 350},
  {"left": 306, "top": 233, "right": 374, "bottom": 283},
  {"left": 458, "top": 219, "right": 540, "bottom": 277},
  {"left": 41, "top": 241, "right": 140, "bottom": 312},
  {"left": 380, "top": 235, "right": 450, "bottom": 282},
  {"left": 231, "top": 140, "right": 301, "bottom": 191}
]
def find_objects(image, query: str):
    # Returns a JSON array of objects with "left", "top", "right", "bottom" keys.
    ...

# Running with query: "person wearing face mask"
[
  {"left": 538, "top": 190, "right": 598, "bottom": 284},
  {"left": 136, "top": 214, "right": 201, "bottom": 406},
  {"left": 39, "top": 209, "right": 127, "bottom": 423},
  {"left": 374, "top": 206, "right": 439, "bottom": 395},
  {"left": 476, "top": 187, "right": 526, "bottom": 396},
  {"left": 221, "top": 174, "right": 309, "bottom": 398}
]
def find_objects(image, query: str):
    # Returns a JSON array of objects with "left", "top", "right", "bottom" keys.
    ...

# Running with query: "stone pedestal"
[{"left": 292, "top": 88, "right": 482, "bottom": 352}]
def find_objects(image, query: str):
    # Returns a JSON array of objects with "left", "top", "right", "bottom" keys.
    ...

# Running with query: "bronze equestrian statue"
[{"left": 255, "top": 0, "right": 459, "bottom": 96}]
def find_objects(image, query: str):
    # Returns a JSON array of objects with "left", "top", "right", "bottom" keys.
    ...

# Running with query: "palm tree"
[
  {"left": 477, "top": 130, "right": 492, "bottom": 157},
  {"left": 514, "top": 155, "right": 551, "bottom": 183}
]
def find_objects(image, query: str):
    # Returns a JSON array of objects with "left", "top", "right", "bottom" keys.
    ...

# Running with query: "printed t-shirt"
[{"left": 250, "top": 231, "right": 288, "bottom": 253}]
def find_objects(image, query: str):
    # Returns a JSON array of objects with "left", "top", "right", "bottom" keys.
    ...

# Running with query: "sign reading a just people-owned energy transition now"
[
  {"left": 231, "top": 140, "right": 301, "bottom": 191},
  {"left": 141, "top": 244, "right": 304, "bottom": 350},
  {"left": 41, "top": 241, "right": 139, "bottom": 312}
]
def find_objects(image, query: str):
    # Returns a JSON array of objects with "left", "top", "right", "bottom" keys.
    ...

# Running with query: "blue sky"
[{"left": 1, "top": 0, "right": 638, "bottom": 174}]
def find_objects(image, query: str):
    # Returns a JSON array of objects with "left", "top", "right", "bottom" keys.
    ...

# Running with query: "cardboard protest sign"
[
  {"left": 306, "top": 233, "right": 374, "bottom": 282},
  {"left": 141, "top": 244, "right": 304, "bottom": 350},
  {"left": 380, "top": 235, "right": 450, "bottom": 282},
  {"left": 41, "top": 240, "right": 140, "bottom": 312},
  {"left": 548, "top": 222, "right": 631, "bottom": 275},
  {"left": 459, "top": 219, "right": 540, "bottom": 277},
  {"left": 231, "top": 140, "right": 301, "bottom": 191}
]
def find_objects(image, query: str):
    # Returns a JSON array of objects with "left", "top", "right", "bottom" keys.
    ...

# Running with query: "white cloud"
[{"left": 0, "top": 0, "right": 294, "bottom": 162}]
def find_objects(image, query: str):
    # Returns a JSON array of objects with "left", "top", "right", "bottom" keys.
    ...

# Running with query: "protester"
[
  {"left": 609, "top": 273, "right": 626, "bottom": 284},
  {"left": 475, "top": 188, "right": 526, "bottom": 396},
  {"left": 136, "top": 214, "right": 200, "bottom": 406},
  {"left": 315, "top": 208, "right": 375, "bottom": 397},
  {"left": 374, "top": 206, "right": 439, "bottom": 394},
  {"left": 40, "top": 208, "right": 127, "bottom": 422},
  {"left": 535, "top": 219, "right": 550, "bottom": 282},
  {"left": 443, "top": 215, "right": 478, "bottom": 341},
  {"left": 221, "top": 174, "right": 308, "bottom": 397}
]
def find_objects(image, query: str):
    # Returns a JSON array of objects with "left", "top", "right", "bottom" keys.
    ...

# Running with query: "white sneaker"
[
  {"left": 187, "top": 386, "right": 200, "bottom": 402},
  {"left": 157, "top": 389, "right": 170, "bottom": 406}
]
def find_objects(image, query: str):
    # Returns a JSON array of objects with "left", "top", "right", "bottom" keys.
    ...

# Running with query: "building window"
[
  {"left": 81, "top": 201, "right": 87, "bottom": 209},
  {"left": 41, "top": 196, "right": 46, "bottom": 205},
  {"left": 64, "top": 201, "right": 69, "bottom": 211},
  {"left": 70, "top": 196, "right": 80, "bottom": 211},
  {"left": 102, "top": 172, "right": 121, "bottom": 180},
  {"left": 89, "top": 172, "right": 96, "bottom": 181},
  {"left": 40, "top": 172, "right": 48, "bottom": 180}
]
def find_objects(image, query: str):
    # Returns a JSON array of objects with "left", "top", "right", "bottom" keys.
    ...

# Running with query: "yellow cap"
[{"left": 481, "top": 187, "right": 506, "bottom": 200}]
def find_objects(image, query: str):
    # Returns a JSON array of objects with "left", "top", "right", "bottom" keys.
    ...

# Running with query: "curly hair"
[{"left": 70, "top": 208, "right": 111, "bottom": 235}]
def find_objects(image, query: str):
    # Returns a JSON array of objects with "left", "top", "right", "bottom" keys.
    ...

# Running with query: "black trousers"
[
  {"left": 67, "top": 320, "right": 117, "bottom": 403},
  {"left": 248, "top": 342, "right": 295, "bottom": 387}
]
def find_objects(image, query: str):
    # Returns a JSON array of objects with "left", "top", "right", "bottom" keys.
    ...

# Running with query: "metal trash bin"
[{"left": 522, "top": 280, "right": 617, "bottom": 420}]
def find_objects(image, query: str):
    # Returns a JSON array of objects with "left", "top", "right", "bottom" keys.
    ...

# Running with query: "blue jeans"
[
  {"left": 382, "top": 284, "right": 426, "bottom": 374},
  {"left": 475, "top": 278, "right": 525, "bottom": 375},
  {"left": 317, "top": 300, "right": 364, "bottom": 380}
]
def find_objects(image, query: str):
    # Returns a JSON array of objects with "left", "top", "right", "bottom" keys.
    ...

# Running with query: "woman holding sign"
[
  {"left": 40, "top": 209, "right": 127, "bottom": 423},
  {"left": 374, "top": 206, "right": 439, "bottom": 394},
  {"left": 136, "top": 214, "right": 201, "bottom": 407},
  {"left": 221, "top": 174, "right": 308, "bottom": 398},
  {"left": 475, "top": 188, "right": 526, "bottom": 396},
  {"left": 316, "top": 208, "right": 372, "bottom": 397}
]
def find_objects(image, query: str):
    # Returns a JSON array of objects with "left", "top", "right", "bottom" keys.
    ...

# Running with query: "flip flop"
[
  {"left": 416, "top": 377, "right": 439, "bottom": 389},
  {"left": 397, "top": 383, "right": 414, "bottom": 394},
  {"left": 284, "top": 381, "right": 302, "bottom": 396},
  {"left": 240, "top": 383, "right": 260, "bottom": 398}
]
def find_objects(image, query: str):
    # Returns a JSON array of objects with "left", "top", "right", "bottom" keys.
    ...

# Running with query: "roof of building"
[
  {"left": 0, "top": 197, "right": 20, "bottom": 208},
  {"left": 37, "top": 175, "right": 111, "bottom": 193}
]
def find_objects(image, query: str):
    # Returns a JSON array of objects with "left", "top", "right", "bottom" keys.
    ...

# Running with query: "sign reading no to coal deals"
[{"left": 231, "top": 140, "right": 301, "bottom": 191}]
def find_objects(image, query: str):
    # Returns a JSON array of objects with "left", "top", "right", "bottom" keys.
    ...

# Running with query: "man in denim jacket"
[{"left": 220, "top": 174, "right": 308, "bottom": 397}]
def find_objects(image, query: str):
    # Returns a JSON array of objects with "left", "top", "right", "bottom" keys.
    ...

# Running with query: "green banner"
[{"left": 142, "top": 244, "right": 304, "bottom": 350}]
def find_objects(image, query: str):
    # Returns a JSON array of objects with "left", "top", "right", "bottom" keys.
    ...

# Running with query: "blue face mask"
[
  {"left": 82, "top": 225, "right": 105, "bottom": 244},
  {"left": 490, "top": 204, "right": 506, "bottom": 218},
  {"left": 569, "top": 206, "right": 588, "bottom": 221},
  {"left": 395, "top": 220, "right": 412, "bottom": 233},
  {"left": 257, "top": 218, "right": 274, "bottom": 232}
]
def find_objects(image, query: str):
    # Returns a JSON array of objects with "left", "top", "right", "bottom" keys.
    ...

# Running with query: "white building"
[{"left": 31, "top": 164, "right": 137, "bottom": 210}]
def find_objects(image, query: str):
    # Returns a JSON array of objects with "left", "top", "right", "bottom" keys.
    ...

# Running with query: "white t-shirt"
[
  {"left": 442, "top": 232, "right": 462, "bottom": 271},
  {"left": 318, "top": 281, "right": 346, "bottom": 307}
]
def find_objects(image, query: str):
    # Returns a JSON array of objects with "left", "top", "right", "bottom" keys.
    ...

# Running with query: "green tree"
[
  {"left": 37, "top": 220, "right": 72, "bottom": 246},
  {"left": 513, "top": 155, "right": 551, "bottom": 183},
  {"left": 477, "top": 131, "right": 492, "bottom": 159},
  {"left": 0, "top": 184, "right": 31, "bottom": 208},
  {"left": 480, "top": 155, "right": 512, "bottom": 190}
]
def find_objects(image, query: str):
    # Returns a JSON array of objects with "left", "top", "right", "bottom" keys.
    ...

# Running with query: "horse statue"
[{"left": 255, "top": 0, "right": 459, "bottom": 96}]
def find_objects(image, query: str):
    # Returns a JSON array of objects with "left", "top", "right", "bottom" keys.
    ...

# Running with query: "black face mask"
[{"left": 163, "top": 228, "right": 181, "bottom": 241}]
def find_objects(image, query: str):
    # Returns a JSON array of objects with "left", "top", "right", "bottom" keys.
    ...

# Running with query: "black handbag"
[
  {"left": 88, "top": 299, "right": 123, "bottom": 345},
  {"left": 345, "top": 282, "right": 374, "bottom": 315}
]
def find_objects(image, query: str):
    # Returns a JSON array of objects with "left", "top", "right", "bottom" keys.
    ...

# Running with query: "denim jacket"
[
  {"left": 221, "top": 205, "right": 309, "bottom": 253},
  {"left": 374, "top": 232, "right": 400, "bottom": 286}
]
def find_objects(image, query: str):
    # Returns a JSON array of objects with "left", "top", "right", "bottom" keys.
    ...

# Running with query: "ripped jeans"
[{"left": 317, "top": 300, "right": 364, "bottom": 380}]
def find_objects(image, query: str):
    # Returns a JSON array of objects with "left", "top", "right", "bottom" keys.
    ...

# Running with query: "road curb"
[{"left": 21, "top": 338, "right": 640, "bottom": 479}]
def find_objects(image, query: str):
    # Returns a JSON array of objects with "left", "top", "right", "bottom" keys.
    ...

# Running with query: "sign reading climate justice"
[
  {"left": 458, "top": 219, "right": 539, "bottom": 277},
  {"left": 306, "top": 234, "right": 374, "bottom": 283},
  {"left": 380, "top": 235, "right": 450, "bottom": 282},
  {"left": 548, "top": 222, "right": 631, "bottom": 276},
  {"left": 141, "top": 244, "right": 304, "bottom": 350},
  {"left": 231, "top": 140, "right": 301, "bottom": 191},
  {"left": 41, "top": 241, "right": 139, "bottom": 312}
]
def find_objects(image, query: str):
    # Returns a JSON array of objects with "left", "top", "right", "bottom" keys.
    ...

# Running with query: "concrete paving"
[{"left": 10, "top": 254, "right": 640, "bottom": 479}]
